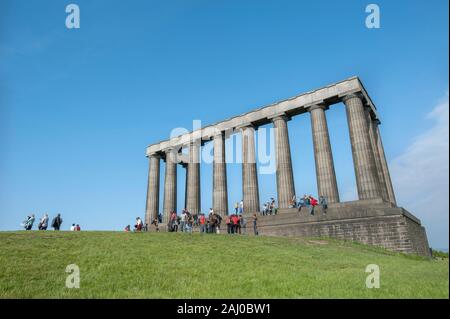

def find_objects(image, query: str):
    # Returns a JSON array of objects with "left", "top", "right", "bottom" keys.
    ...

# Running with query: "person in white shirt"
[
  {"left": 135, "top": 217, "right": 143, "bottom": 231},
  {"left": 70, "top": 224, "right": 76, "bottom": 231},
  {"left": 180, "top": 210, "right": 187, "bottom": 232},
  {"left": 239, "top": 200, "right": 244, "bottom": 214}
]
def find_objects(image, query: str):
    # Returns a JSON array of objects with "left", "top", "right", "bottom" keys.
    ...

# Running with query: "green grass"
[{"left": 0, "top": 231, "right": 448, "bottom": 298}]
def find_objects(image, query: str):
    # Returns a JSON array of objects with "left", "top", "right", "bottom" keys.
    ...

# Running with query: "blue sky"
[{"left": 0, "top": 0, "right": 448, "bottom": 249}]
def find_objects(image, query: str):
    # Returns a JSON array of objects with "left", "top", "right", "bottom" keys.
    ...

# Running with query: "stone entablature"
[{"left": 146, "top": 76, "right": 377, "bottom": 155}]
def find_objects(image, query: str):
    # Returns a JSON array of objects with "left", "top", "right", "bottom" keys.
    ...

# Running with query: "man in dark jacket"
[{"left": 51, "top": 213, "right": 63, "bottom": 231}]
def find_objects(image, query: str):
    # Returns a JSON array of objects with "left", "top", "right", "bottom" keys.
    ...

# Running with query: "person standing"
[
  {"left": 319, "top": 195, "right": 328, "bottom": 214},
  {"left": 135, "top": 217, "right": 143, "bottom": 231},
  {"left": 180, "top": 210, "right": 187, "bottom": 232},
  {"left": 38, "top": 213, "right": 49, "bottom": 230},
  {"left": 151, "top": 218, "right": 159, "bottom": 232},
  {"left": 199, "top": 214, "right": 206, "bottom": 234},
  {"left": 25, "top": 214, "right": 35, "bottom": 230},
  {"left": 239, "top": 200, "right": 244, "bottom": 215},
  {"left": 234, "top": 202, "right": 239, "bottom": 214},
  {"left": 51, "top": 213, "right": 63, "bottom": 231},
  {"left": 240, "top": 215, "right": 247, "bottom": 235},
  {"left": 309, "top": 195, "right": 318, "bottom": 215},
  {"left": 226, "top": 215, "right": 231, "bottom": 234},
  {"left": 252, "top": 213, "right": 258, "bottom": 236}
]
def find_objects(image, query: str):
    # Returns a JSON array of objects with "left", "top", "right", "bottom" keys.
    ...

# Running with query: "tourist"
[
  {"left": 135, "top": 217, "right": 143, "bottom": 231},
  {"left": 289, "top": 195, "right": 297, "bottom": 208},
  {"left": 51, "top": 213, "right": 63, "bottom": 231},
  {"left": 309, "top": 195, "right": 318, "bottom": 215},
  {"left": 231, "top": 214, "right": 239, "bottom": 234},
  {"left": 208, "top": 213, "right": 216, "bottom": 234},
  {"left": 151, "top": 218, "right": 159, "bottom": 232},
  {"left": 24, "top": 214, "right": 35, "bottom": 230},
  {"left": 240, "top": 215, "right": 247, "bottom": 235},
  {"left": 180, "top": 209, "right": 187, "bottom": 232},
  {"left": 253, "top": 213, "right": 258, "bottom": 236},
  {"left": 169, "top": 211, "right": 177, "bottom": 232},
  {"left": 70, "top": 224, "right": 76, "bottom": 231},
  {"left": 193, "top": 213, "right": 198, "bottom": 227},
  {"left": 319, "top": 195, "right": 328, "bottom": 214},
  {"left": 38, "top": 213, "right": 49, "bottom": 230},
  {"left": 297, "top": 195, "right": 306, "bottom": 211},
  {"left": 172, "top": 215, "right": 179, "bottom": 232},
  {"left": 124, "top": 225, "right": 131, "bottom": 232},
  {"left": 214, "top": 213, "right": 222, "bottom": 234},
  {"left": 76, "top": 224, "right": 81, "bottom": 231},
  {"left": 199, "top": 214, "right": 206, "bottom": 234},
  {"left": 186, "top": 212, "right": 194, "bottom": 233},
  {"left": 235, "top": 215, "right": 241, "bottom": 234},
  {"left": 234, "top": 202, "right": 239, "bottom": 214},
  {"left": 239, "top": 200, "right": 244, "bottom": 214},
  {"left": 262, "top": 203, "right": 268, "bottom": 216},
  {"left": 226, "top": 215, "right": 231, "bottom": 234}
]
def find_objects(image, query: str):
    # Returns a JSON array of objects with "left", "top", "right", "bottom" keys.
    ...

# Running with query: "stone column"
[
  {"left": 213, "top": 132, "right": 228, "bottom": 216},
  {"left": 308, "top": 105, "right": 340, "bottom": 203},
  {"left": 145, "top": 154, "right": 160, "bottom": 225},
  {"left": 241, "top": 125, "right": 260, "bottom": 214},
  {"left": 186, "top": 141, "right": 201, "bottom": 214},
  {"left": 271, "top": 115, "right": 296, "bottom": 208},
  {"left": 343, "top": 94, "right": 381, "bottom": 200},
  {"left": 163, "top": 149, "right": 177, "bottom": 223},
  {"left": 375, "top": 122, "right": 397, "bottom": 205},
  {"left": 183, "top": 162, "right": 188, "bottom": 210},
  {"left": 366, "top": 113, "right": 390, "bottom": 202}
]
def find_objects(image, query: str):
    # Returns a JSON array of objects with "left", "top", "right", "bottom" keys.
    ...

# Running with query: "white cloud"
[{"left": 390, "top": 92, "right": 449, "bottom": 249}]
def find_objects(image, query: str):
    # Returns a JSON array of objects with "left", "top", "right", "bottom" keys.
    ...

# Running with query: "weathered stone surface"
[
  {"left": 186, "top": 141, "right": 201, "bottom": 214},
  {"left": 343, "top": 94, "right": 381, "bottom": 200},
  {"left": 249, "top": 203, "right": 430, "bottom": 257},
  {"left": 162, "top": 149, "right": 177, "bottom": 223},
  {"left": 146, "top": 76, "right": 377, "bottom": 155},
  {"left": 309, "top": 105, "right": 339, "bottom": 203},
  {"left": 272, "top": 115, "right": 295, "bottom": 208},
  {"left": 213, "top": 132, "right": 228, "bottom": 216},
  {"left": 241, "top": 125, "right": 260, "bottom": 214},
  {"left": 145, "top": 154, "right": 160, "bottom": 225},
  {"left": 375, "top": 123, "right": 397, "bottom": 205}
]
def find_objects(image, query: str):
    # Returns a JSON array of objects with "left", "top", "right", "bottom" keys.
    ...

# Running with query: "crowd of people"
[
  {"left": 21, "top": 213, "right": 67, "bottom": 231},
  {"left": 261, "top": 198, "right": 277, "bottom": 215},
  {"left": 123, "top": 194, "right": 327, "bottom": 235},
  {"left": 22, "top": 195, "right": 327, "bottom": 234},
  {"left": 288, "top": 194, "right": 328, "bottom": 215}
]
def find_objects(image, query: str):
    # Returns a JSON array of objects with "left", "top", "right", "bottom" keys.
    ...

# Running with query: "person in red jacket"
[
  {"left": 309, "top": 195, "right": 318, "bottom": 215},
  {"left": 199, "top": 214, "right": 206, "bottom": 234}
]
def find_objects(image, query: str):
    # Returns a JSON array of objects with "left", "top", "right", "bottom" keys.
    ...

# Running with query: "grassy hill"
[{"left": 0, "top": 231, "right": 448, "bottom": 298}]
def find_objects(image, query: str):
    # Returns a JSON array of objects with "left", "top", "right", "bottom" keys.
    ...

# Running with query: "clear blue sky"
[{"left": 1, "top": 0, "right": 448, "bottom": 249}]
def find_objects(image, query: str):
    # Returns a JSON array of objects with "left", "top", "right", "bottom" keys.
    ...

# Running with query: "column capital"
[
  {"left": 306, "top": 103, "right": 329, "bottom": 113},
  {"left": 213, "top": 130, "right": 225, "bottom": 138},
  {"left": 147, "top": 152, "right": 162, "bottom": 159},
  {"left": 236, "top": 123, "right": 256, "bottom": 132},
  {"left": 268, "top": 113, "right": 292, "bottom": 122},
  {"left": 342, "top": 92, "right": 364, "bottom": 103}
]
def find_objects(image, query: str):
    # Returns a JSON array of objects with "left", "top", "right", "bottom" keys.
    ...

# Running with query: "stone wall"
[{"left": 248, "top": 202, "right": 431, "bottom": 257}]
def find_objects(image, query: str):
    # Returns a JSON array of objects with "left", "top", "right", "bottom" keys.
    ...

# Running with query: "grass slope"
[{"left": 0, "top": 231, "right": 448, "bottom": 298}]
